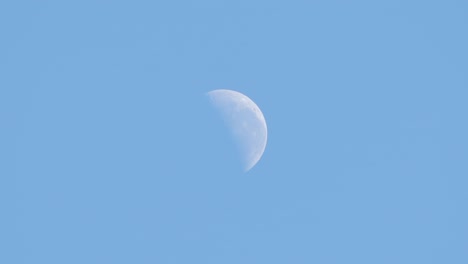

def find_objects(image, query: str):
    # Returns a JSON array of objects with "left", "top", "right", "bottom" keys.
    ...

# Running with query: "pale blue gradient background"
[{"left": 1, "top": 1, "right": 467, "bottom": 263}]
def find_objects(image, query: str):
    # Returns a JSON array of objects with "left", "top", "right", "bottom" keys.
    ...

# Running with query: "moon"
[{"left": 207, "top": 89, "right": 268, "bottom": 172}]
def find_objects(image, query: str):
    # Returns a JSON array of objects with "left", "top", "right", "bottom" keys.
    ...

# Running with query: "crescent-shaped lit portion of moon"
[{"left": 207, "top": 89, "right": 267, "bottom": 172}]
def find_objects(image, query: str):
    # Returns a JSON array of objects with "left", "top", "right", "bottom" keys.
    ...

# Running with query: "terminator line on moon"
[{"left": 207, "top": 89, "right": 268, "bottom": 172}]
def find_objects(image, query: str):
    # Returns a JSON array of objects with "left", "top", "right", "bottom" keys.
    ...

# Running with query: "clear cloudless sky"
[{"left": 1, "top": 0, "right": 467, "bottom": 263}]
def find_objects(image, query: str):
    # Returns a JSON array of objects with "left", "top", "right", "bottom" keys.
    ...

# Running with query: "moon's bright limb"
[{"left": 207, "top": 89, "right": 267, "bottom": 172}]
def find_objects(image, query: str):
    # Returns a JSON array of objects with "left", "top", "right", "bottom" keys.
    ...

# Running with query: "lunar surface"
[{"left": 207, "top": 89, "right": 268, "bottom": 172}]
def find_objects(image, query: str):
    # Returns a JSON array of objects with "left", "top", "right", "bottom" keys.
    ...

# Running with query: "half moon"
[{"left": 207, "top": 89, "right": 268, "bottom": 172}]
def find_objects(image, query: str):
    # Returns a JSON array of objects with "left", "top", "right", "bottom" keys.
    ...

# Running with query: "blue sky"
[{"left": 1, "top": 0, "right": 467, "bottom": 263}]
